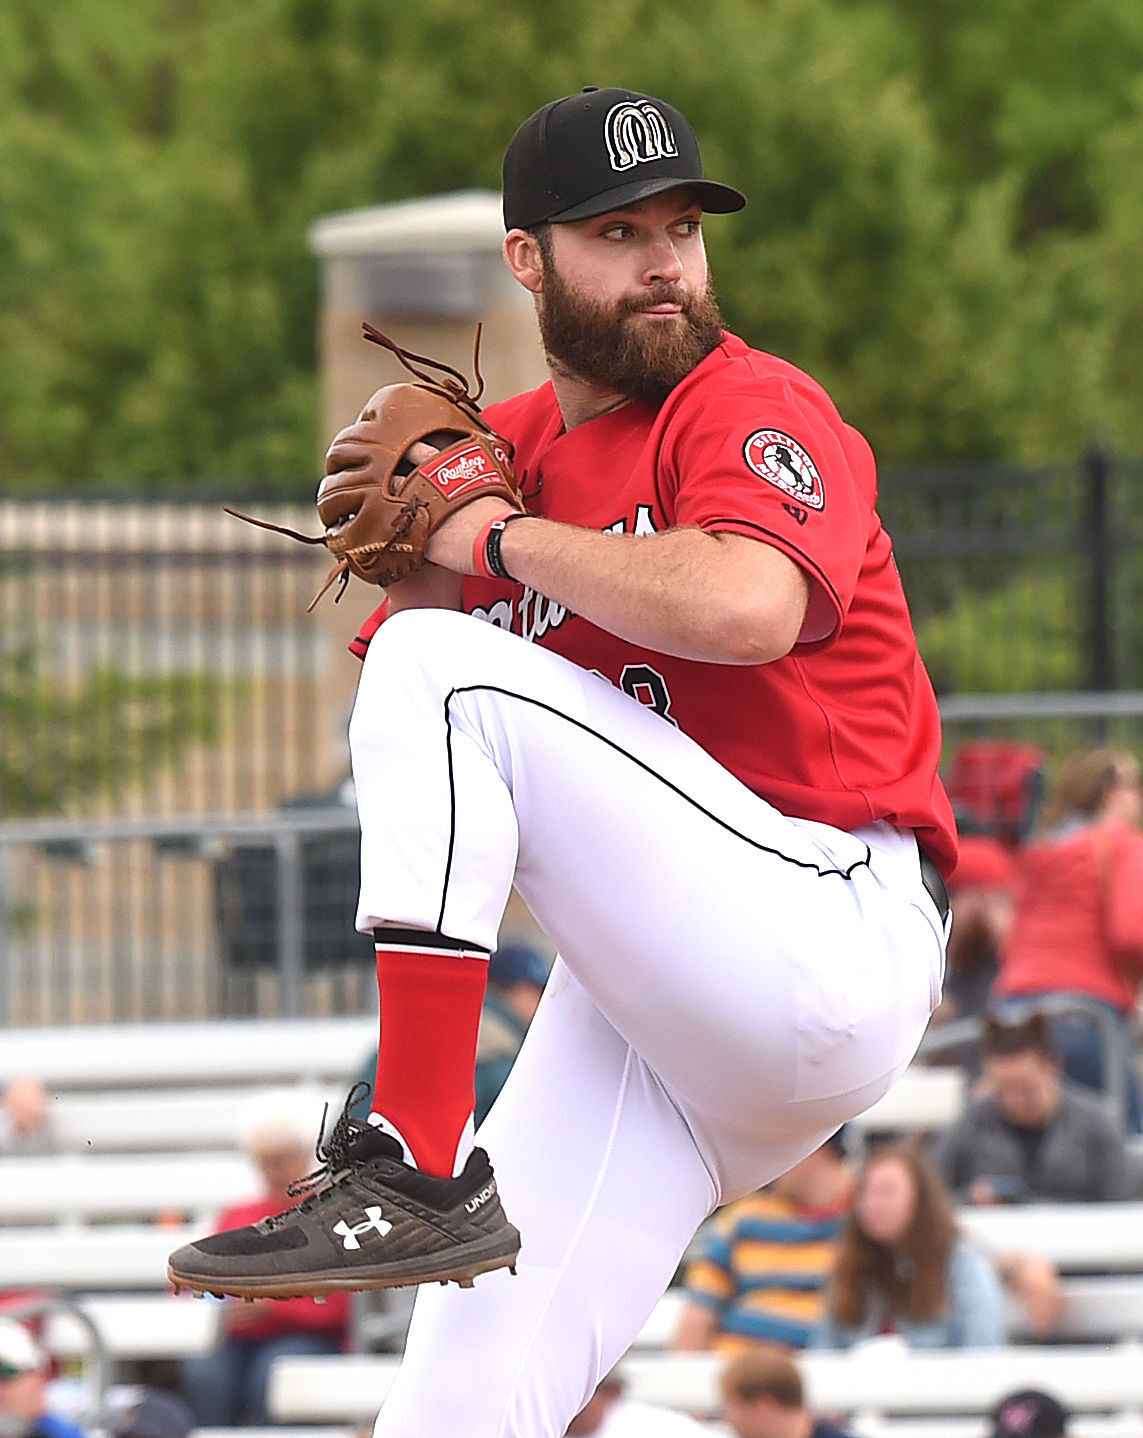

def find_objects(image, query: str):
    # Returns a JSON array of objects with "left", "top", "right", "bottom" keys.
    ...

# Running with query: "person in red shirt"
[
  {"left": 179, "top": 1095, "right": 350, "bottom": 1427},
  {"left": 929, "top": 836, "right": 1017, "bottom": 1027},
  {"left": 170, "top": 86, "right": 954, "bottom": 1437},
  {"left": 992, "top": 746, "right": 1143, "bottom": 1129}
]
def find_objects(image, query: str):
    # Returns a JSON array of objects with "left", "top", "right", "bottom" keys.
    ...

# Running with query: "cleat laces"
[{"left": 260, "top": 1083, "right": 373, "bottom": 1227}]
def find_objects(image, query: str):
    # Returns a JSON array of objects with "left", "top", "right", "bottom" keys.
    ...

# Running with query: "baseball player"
[{"left": 170, "top": 86, "right": 956, "bottom": 1437}]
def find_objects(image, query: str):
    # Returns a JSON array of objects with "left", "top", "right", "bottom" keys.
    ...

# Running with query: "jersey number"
[{"left": 619, "top": 664, "right": 677, "bottom": 726}]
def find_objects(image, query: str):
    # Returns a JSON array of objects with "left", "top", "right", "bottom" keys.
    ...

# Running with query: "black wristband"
[{"left": 485, "top": 512, "right": 531, "bottom": 581}]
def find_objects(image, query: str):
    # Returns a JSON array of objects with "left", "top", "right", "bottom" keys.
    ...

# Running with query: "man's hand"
[{"left": 305, "top": 383, "right": 524, "bottom": 601}]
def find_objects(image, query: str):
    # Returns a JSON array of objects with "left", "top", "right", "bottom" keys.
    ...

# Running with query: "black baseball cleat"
[{"left": 167, "top": 1088, "right": 521, "bottom": 1298}]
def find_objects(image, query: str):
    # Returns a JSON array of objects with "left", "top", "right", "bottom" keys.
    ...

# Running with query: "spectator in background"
[
  {"left": 350, "top": 940, "right": 550, "bottom": 1130},
  {"left": 932, "top": 1011, "right": 1132, "bottom": 1204},
  {"left": 813, "top": 1142, "right": 1007, "bottom": 1350},
  {"left": 0, "top": 1316, "right": 87, "bottom": 1438},
  {"left": 473, "top": 942, "right": 551, "bottom": 1126},
  {"left": 0, "top": 1077, "right": 57, "bottom": 1322},
  {"left": 989, "top": 1390, "right": 1069, "bottom": 1438},
  {"left": 929, "top": 1010, "right": 1136, "bottom": 1337},
  {"left": 565, "top": 1367, "right": 707, "bottom": 1436},
  {"left": 105, "top": 1389, "right": 194, "bottom": 1438},
  {"left": 0, "top": 1079, "right": 52, "bottom": 1153},
  {"left": 719, "top": 1348, "right": 856, "bottom": 1438},
  {"left": 674, "top": 1133, "right": 853, "bottom": 1352},
  {"left": 929, "top": 837, "right": 1016, "bottom": 1027},
  {"left": 992, "top": 746, "right": 1143, "bottom": 1130},
  {"left": 180, "top": 1091, "right": 350, "bottom": 1427}
]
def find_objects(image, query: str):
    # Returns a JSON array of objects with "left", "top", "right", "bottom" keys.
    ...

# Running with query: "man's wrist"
[{"left": 472, "top": 511, "right": 534, "bottom": 581}]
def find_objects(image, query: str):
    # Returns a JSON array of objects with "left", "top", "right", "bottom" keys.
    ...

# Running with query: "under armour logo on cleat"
[{"left": 333, "top": 1206, "right": 393, "bottom": 1250}]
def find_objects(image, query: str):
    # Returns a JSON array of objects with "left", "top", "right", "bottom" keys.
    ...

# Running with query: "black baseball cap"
[{"left": 502, "top": 86, "right": 746, "bottom": 231}]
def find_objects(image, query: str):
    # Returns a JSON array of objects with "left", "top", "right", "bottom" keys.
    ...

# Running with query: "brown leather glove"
[
  {"left": 225, "top": 324, "right": 523, "bottom": 607},
  {"left": 318, "top": 381, "right": 521, "bottom": 592}
]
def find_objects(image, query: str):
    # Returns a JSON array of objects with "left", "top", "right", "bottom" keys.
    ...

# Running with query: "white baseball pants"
[{"left": 350, "top": 609, "right": 945, "bottom": 1438}]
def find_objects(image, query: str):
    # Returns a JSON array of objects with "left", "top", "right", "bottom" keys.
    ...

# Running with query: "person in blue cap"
[{"left": 476, "top": 943, "right": 552, "bottom": 1125}]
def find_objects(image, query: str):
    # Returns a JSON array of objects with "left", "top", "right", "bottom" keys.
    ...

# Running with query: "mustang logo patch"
[{"left": 743, "top": 431, "right": 825, "bottom": 511}]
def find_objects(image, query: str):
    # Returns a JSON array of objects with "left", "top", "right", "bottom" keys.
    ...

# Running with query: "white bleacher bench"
[
  {"left": 631, "top": 1269, "right": 1143, "bottom": 1353},
  {"left": 33, "top": 1268, "right": 1143, "bottom": 1371},
  {"left": 1010, "top": 1274, "right": 1143, "bottom": 1342},
  {"left": 630, "top": 1288, "right": 687, "bottom": 1349},
  {"left": 6, "top": 1202, "right": 1134, "bottom": 1368},
  {"left": 194, "top": 1428, "right": 354, "bottom": 1438},
  {"left": 0, "top": 1224, "right": 193, "bottom": 1290},
  {"left": 627, "top": 1347, "right": 1143, "bottom": 1420},
  {"left": 266, "top": 1346, "right": 1143, "bottom": 1425},
  {"left": 268, "top": 1355, "right": 401, "bottom": 1422},
  {"left": 959, "top": 1201, "right": 1143, "bottom": 1272},
  {"left": 0, "top": 1016, "right": 376, "bottom": 1093},
  {"left": 0, "top": 1016, "right": 377, "bottom": 1378},
  {"left": 44, "top": 1293, "right": 221, "bottom": 1361},
  {"left": 37, "top": 1084, "right": 344, "bottom": 1154},
  {"left": 0, "top": 1016, "right": 372, "bottom": 1154},
  {"left": 0, "top": 1152, "right": 255, "bottom": 1226},
  {"left": 845, "top": 1066, "right": 967, "bottom": 1140},
  {"left": 849, "top": 1421, "right": 1141, "bottom": 1438}
]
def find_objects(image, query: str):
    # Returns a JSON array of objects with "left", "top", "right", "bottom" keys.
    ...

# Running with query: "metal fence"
[
  {"left": 0, "top": 496, "right": 357, "bottom": 821},
  {"left": 3, "top": 452, "right": 1143, "bottom": 1022},
  {"left": 880, "top": 449, "right": 1143, "bottom": 699},
  {"left": 0, "top": 806, "right": 374, "bottom": 1024}
]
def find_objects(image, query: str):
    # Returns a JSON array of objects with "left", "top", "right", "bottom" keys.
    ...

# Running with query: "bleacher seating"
[
  {"left": 846, "top": 1065, "right": 967, "bottom": 1141},
  {"left": 264, "top": 1345, "right": 1143, "bottom": 1426},
  {"left": 0, "top": 1016, "right": 375, "bottom": 1093},
  {"left": 0, "top": 1152, "right": 253, "bottom": 1226},
  {"left": 0, "top": 1017, "right": 373, "bottom": 1374},
  {"left": 265, "top": 1193, "right": 1143, "bottom": 1425},
  {"left": 2, "top": 1018, "right": 1142, "bottom": 1428}
]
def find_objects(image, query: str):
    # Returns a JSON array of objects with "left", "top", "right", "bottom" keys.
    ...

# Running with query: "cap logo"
[{"left": 605, "top": 101, "right": 678, "bottom": 173}]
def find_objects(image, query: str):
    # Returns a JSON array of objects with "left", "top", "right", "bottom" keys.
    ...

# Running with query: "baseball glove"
[{"left": 227, "top": 323, "right": 523, "bottom": 608}]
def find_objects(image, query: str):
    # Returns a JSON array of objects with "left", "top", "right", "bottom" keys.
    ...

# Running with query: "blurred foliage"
[
  {"left": 1, "top": 0, "right": 1142, "bottom": 492},
  {"left": 914, "top": 568, "right": 1081, "bottom": 695},
  {"left": 0, "top": 643, "right": 221, "bottom": 815}
]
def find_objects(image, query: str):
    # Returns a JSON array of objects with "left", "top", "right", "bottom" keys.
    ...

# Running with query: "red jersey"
[{"left": 358, "top": 333, "right": 956, "bottom": 875}]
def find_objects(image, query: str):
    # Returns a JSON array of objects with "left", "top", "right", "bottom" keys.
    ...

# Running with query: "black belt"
[{"left": 919, "top": 850, "right": 950, "bottom": 924}]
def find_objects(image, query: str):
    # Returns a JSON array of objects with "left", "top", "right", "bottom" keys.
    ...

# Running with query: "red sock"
[{"left": 371, "top": 930, "right": 489, "bottom": 1178}]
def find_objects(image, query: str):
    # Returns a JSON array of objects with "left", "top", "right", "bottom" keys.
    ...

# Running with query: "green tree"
[
  {"left": 2, "top": 0, "right": 1143, "bottom": 487},
  {"left": 0, "top": 643, "right": 221, "bottom": 816}
]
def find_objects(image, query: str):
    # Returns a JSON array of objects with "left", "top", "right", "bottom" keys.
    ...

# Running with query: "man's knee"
[{"left": 371, "top": 605, "right": 482, "bottom": 658}]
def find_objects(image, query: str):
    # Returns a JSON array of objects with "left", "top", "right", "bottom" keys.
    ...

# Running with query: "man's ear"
[{"left": 504, "top": 229, "right": 544, "bottom": 295}]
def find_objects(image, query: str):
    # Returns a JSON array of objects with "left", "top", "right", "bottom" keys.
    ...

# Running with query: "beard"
[{"left": 536, "top": 254, "right": 725, "bottom": 406}]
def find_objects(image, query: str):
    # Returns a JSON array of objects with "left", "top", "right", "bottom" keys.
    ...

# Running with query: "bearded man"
[{"left": 170, "top": 86, "right": 955, "bottom": 1438}]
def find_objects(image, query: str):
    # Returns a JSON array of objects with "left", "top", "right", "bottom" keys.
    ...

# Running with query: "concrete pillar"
[
  {"left": 305, "top": 191, "right": 554, "bottom": 967},
  {"left": 308, "top": 189, "right": 548, "bottom": 446}
]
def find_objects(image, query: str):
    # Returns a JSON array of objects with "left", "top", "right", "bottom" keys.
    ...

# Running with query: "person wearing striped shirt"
[{"left": 673, "top": 1133, "right": 853, "bottom": 1352}]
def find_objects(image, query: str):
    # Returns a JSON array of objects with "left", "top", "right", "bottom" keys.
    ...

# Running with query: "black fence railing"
[{"left": 879, "top": 450, "right": 1143, "bottom": 698}]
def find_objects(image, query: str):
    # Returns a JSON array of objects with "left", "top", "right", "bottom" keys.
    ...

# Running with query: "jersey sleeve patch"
[{"left": 743, "top": 431, "right": 825, "bottom": 511}]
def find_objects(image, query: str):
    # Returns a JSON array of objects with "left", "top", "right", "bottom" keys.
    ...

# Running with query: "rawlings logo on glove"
[
  {"left": 226, "top": 323, "right": 524, "bottom": 608},
  {"left": 418, "top": 441, "right": 514, "bottom": 495}
]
